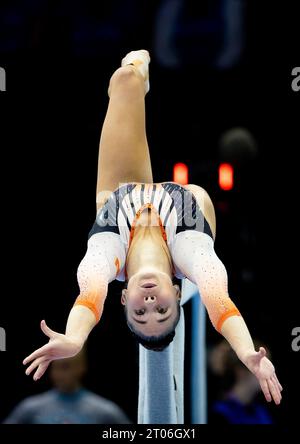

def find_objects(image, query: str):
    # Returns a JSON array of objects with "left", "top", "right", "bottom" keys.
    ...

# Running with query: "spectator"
[
  {"left": 3, "top": 349, "right": 131, "bottom": 424},
  {"left": 208, "top": 339, "right": 274, "bottom": 424}
]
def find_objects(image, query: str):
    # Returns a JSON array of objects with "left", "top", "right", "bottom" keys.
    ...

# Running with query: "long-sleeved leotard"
[
  {"left": 75, "top": 182, "right": 241, "bottom": 330},
  {"left": 169, "top": 230, "right": 240, "bottom": 331}
]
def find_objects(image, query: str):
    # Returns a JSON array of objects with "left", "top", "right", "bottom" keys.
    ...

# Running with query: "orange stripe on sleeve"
[
  {"left": 216, "top": 308, "right": 241, "bottom": 333},
  {"left": 73, "top": 300, "right": 101, "bottom": 323}
]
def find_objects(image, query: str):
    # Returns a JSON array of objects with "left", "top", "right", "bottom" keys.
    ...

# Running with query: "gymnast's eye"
[
  {"left": 135, "top": 309, "right": 146, "bottom": 316},
  {"left": 157, "top": 307, "right": 168, "bottom": 314}
]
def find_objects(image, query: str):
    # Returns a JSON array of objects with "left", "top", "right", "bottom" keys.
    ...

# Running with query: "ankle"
[{"left": 108, "top": 66, "right": 145, "bottom": 97}]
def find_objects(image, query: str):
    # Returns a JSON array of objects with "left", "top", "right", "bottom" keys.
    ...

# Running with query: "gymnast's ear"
[
  {"left": 121, "top": 289, "right": 127, "bottom": 305},
  {"left": 173, "top": 284, "right": 181, "bottom": 300}
]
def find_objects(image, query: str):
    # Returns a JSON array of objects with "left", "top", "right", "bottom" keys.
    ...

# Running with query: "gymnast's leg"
[{"left": 96, "top": 50, "right": 153, "bottom": 211}]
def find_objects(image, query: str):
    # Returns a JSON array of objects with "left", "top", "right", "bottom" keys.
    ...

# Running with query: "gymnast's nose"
[{"left": 144, "top": 295, "right": 157, "bottom": 304}]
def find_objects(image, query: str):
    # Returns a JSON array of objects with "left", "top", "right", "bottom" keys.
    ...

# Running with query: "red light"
[
  {"left": 173, "top": 163, "right": 188, "bottom": 185},
  {"left": 219, "top": 163, "right": 234, "bottom": 190}
]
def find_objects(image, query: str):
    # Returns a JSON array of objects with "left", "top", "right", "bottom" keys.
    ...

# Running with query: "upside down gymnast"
[{"left": 23, "top": 50, "right": 282, "bottom": 405}]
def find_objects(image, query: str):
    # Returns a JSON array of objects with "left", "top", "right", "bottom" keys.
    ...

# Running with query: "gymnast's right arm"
[
  {"left": 172, "top": 231, "right": 282, "bottom": 404},
  {"left": 23, "top": 234, "right": 116, "bottom": 380}
]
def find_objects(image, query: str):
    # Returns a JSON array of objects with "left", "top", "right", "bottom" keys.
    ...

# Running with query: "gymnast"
[{"left": 23, "top": 50, "right": 282, "bottom": 405}]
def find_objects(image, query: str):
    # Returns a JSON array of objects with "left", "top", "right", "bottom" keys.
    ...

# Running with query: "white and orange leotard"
[{"left": 75, "top": 182, "right": 241, "bottom": 331}]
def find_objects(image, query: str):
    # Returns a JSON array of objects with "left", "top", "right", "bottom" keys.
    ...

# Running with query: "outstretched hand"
[
  {"left": 244, "top": 347, "right": 283, "bottom": 405},
  {"left": 23, "top": 320, "right": 82, "bottom": 381}
]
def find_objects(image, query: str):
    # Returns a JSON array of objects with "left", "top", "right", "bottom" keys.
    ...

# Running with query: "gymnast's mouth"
[{"left": 141, "top": 283, "right": 157, "bottom": 288}]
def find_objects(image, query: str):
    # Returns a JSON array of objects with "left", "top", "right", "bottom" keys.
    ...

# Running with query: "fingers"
[
  {"left": 267, "top": 378, "right": 282, "bottom": 405},
  {"left": 271, "top": 375, "right": 283, "bottom": 402},
  {"left": 260, "top": 379, "right": 272, "bottom": 402},
  {"left": 40, "top": 320, "right": 55, "bottom": 339},
  {"left": 258, "top": 347, "right": 267, "bottom": 359},
  {"left": 33, "top": 361, "right": 50, "bottom": 381},
  {"left": 25, "top": 356, "right": 47, "bottom": 376},
  {"left": 274, "top": 373, "right": 283, "bottom": 391},
  {"left": 23, "top": 343, "right": 51, "bottom": 365},
  {"left": 23, "top": 320, "right": 57, "bottom": 366}
]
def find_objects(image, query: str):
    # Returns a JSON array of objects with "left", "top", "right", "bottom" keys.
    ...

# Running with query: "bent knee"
[
  {"left": 186, "top": 183, "right": 206, "bottom": 195},
  {"left": 185, "top": 184, "right": 216, "bottom": 237},
  {"left": 185, "top": 184, "right": 212, "bottom": 204}
]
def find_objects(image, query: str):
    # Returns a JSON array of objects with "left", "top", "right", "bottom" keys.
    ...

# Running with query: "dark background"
[{"left": 0, "top": 0, "right": 299, "bottom": 426}]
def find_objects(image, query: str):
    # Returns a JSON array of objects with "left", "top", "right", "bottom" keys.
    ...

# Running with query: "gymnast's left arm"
[
  {"left": 23, "top": 234, "right": 118, "bottom": 380},
  {"left": 172, "top": 232, "right": 282, "bottom": 404}
]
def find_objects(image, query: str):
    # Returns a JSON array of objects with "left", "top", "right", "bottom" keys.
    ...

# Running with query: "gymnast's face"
[{"left": 121, "top": 270, "right": 180, "bottom": 336}]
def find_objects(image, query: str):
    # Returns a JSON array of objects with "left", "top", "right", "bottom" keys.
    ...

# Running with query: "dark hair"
[{"left": 124, "top": 302, "right": 181, "bottom": 352}]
